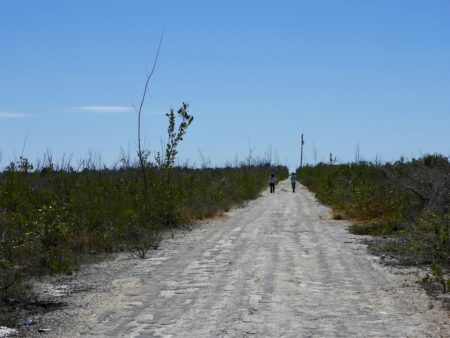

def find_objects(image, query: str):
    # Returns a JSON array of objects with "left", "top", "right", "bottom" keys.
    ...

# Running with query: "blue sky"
[{"left": 1, "top": 0, "right": 449, "bottom": 170}]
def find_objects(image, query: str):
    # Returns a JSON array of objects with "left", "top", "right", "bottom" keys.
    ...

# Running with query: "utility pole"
[{"left": 300, "top": 133, "right": 304, "bottom": 168}]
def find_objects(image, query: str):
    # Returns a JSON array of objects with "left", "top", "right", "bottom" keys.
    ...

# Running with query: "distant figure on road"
[
  {"left": 268, "top": 172, "right": 276, "bottom": 193},
  {"left": 290, "top": 172, "right": 297, "bottom": 192}
]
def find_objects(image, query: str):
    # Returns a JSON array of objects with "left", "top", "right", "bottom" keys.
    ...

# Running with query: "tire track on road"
[{"left": 41, "top": 180, "right": 449, "bottom": 337}]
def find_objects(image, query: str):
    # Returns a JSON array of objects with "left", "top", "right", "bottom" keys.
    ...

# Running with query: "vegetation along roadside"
[
  {"left": 0, "top": 105, "right": 288, "bottom": 326},
  {"left": 297, "top": 154, "right": 450, "bottom": 298}
]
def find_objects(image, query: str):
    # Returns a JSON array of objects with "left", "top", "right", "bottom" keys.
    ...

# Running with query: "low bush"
[
  {"left": 297, "top": 155, "right": 450, "bottom": 284},
  {"left": 0, "top": 157, "right": 287, "bottom": 305}
]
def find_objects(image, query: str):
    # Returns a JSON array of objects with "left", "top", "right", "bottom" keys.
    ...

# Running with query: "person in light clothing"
[{"left": 268, "top": 172, "right": 276, "bottom": 193}]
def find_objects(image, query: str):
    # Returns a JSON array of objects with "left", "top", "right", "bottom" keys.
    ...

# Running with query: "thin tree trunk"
[{"left": 135, "top": 30, "right": 164, "bottom": 195}]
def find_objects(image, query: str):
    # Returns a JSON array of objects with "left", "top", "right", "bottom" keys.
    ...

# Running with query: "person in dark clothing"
[{"left": 290, "top": 172, "right": 297, "bottom": 192}]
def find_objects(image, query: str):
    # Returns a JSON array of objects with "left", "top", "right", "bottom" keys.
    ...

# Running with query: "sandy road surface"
[{"left": 27, "top": 180, "right": 449, "bottom": 337}]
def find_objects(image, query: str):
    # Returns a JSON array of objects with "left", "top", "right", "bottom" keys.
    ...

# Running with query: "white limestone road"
[{"left": 30, "top": 180, "right": 449, "bottom": 337}]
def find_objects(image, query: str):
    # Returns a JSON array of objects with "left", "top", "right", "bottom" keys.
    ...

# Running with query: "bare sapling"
[
  {"left": 246, "top": 139, "right": 256, "bottom": 166},
  {"left": 354, "top": 142, "right": 361, "bottom": 163},
  {"left": 312, "top": 143, "right": 318, "bottom": 165},
  {"left": 198, "top": 148, "right": 211, "bottom": 169},
  {"left": 134, "top": 31, "right": 164, "bottom": 195},
  {"left": 300, "top": 133, "right": 304, "bottom": 168},
  {"left": 264, "top": 144, "right": 273, "bottom": 165}
]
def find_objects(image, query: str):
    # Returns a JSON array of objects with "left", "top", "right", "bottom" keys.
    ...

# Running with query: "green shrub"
[
  {"left": 297, "top": 155, "right": 450, "bottom": 271},
  {"left": 0, "top": 157, "right": 288, "bottom": 306}
]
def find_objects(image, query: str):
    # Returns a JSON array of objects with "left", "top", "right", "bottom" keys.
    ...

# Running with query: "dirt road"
[{"left": 28, "top": 180, "right": 449, "bottom": 337}]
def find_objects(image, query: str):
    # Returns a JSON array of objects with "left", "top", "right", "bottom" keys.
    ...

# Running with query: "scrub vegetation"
[
  {"left": 0, "top": 105, "right": 288, "bottom": 310},
  {"left": 297, "top": 154, "right": 450, "bottom": 293}
]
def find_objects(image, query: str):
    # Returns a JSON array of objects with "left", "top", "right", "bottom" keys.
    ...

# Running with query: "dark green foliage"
[
  {"left": 297, "top": 155, "right": 450, "bottom": 276},
  {"left": 298, "top": 162, "right": 417, "bottom": 223},
  {"left": 0, "top": 158, "right": 287, "bottom": 304},
  {"left": 164, "top": 103, "right": 194, "bottom": 169}
]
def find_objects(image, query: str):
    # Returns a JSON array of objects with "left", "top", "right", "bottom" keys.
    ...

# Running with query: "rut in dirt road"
[{"left": 47, "top": 180, "right": 446, "bottom": 337}]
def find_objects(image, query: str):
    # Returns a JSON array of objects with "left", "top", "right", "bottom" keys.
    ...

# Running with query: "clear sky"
[{"left": 1, "top": 0, "right": 449, "bottom": 170}]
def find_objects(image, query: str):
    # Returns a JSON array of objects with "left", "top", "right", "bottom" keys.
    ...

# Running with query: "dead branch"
[{"left": 135, "top": 30, "right": 164, "bottom": 195}]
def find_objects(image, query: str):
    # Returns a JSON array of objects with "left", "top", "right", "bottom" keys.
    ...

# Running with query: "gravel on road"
[{"left": 22, "top": 180, "right": 450, "bottom": 337}]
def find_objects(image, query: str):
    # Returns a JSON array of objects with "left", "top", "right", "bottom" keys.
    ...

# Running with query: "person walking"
[
  {"left": 268, "top": 172, "right": 276, "bottom": 193},
  {"left": 290, "top": 172, "right": 297, "bottom": 192}
]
